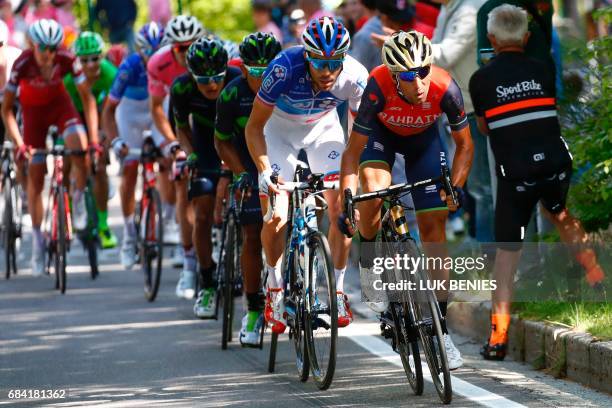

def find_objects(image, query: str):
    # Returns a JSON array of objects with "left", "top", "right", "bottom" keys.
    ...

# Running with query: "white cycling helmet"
[
  {"left": 28, "top": 18, "right": 64, "bottom": 47},
  {"left": 164, "top": 15, "right": 204, "bottom": 44},
  {"left": 0, "top": 20, "right": 8, "bottom": 45},
  {"left": 382, "top": 30, "right": 433, "bottom": 72}
]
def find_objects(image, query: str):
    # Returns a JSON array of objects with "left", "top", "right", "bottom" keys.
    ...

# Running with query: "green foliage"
[{"left": 560, "top": 9, "right": 612, "bottom": 233}]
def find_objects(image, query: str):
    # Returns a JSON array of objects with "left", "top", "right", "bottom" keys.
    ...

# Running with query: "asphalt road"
[{"left": 1, "top": 177, "right": 610, "bottom": 408}]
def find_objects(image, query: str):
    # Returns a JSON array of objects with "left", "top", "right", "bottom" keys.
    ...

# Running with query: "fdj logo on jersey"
[{"left": 262, "top": 64, "right": 287, "bottom": 93}]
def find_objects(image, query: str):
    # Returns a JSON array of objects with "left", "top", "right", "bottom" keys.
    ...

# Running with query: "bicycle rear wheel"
[
  {"left": 56, "top": 187, "right": 68, "bottom": 294},
  {"left": 221, "top": 215, "right": 237, "bottom": 350},
  {"left": 10, "top": 181, "right": 23, "bottom": 275},
  {"left": 304, "top": 231, "right": 337, "bottom": 390},
  {"left": 143, "top": 188, "right": 163, "bottom": 301},
  {"left": 2, "top": 176, "right": 13, "bottom": 279},
  {"left": 268, "top": 331, "right": 278, "bottom": 373}
]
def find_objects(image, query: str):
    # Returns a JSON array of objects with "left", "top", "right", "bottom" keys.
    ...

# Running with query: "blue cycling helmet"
[
  {"left": 135, "top": 22, "right": 164, "bottom": 54},
  {"left": 302, "top": 16, "right": 350, "bottom": 58}
]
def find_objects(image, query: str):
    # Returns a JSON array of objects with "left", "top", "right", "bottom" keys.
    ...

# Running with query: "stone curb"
[{"left": 447, "top": 301, "right": 612, "bottom": 395}]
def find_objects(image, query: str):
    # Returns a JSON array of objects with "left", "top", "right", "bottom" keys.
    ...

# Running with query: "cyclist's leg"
[
  {"left": 357, "top": 121, "right": 396, "bottom": 241},
  {"left": 175, "top": 177, "right": 195, "bottom": 270}
]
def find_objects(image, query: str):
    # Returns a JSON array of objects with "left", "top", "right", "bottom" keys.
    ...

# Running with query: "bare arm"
[
  {"left": 449, "top": 125, "right": 474, "bottom": 188},
  {"left": 1, "top": 90, "right": 22, "bottom": 146},
  {"left": 214, "top": 135, "right": 246, "bottom": 174},
  {"left": 175, "top": 124, "right": 194, "bottom": 156},
  {"left": 150, "top": 94, "right": 176, "bottom": 142},
  {"left": 101, "top": 98, "right": 120, "bottom": 142},
  {"left": 340, "top": 129, "right": 368, "bottom": 199},
  {"left": 245, "top": 98, "right": 275, "bottom": 174},
  {"left": 77, "top": 81, "right": 99, "bottom": 145}
]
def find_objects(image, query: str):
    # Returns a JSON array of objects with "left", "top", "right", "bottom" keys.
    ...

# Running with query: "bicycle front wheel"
[
  {"left": 84, "top": 186, "right": 99, "bottom": 280},
  {"left": 56, "top": 187, "right": 68, "bottom": 294},
  {"left": 390, "top": 302, "right": 423, "bottom": 395},
  {"left": 221, "top": 215, "right": 237, "bottom": 350},
  {"left": 414, "top": 267, "right": 452, "bottom": 404},
  {"left": 304, "top": 231, "right": 337, "bottom": 390},
  {"left": 2, "top": 176, "right": 13, "bottom": 279},
  {"left": 143, "top": 188, "right": 163, "bottom": 301}
]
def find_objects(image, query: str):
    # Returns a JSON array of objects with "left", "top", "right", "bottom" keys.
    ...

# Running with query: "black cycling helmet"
[
  {"left": 239, "top": 32, "right": 282, "bottom": 66},
  {"left": 186, "top": 36, "right": 228, "bottom": 77}
]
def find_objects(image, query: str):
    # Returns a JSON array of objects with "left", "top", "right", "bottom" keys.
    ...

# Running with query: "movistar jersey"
[
  {"left": 109, "top": 53, "right": 149, "bottom": 102},
  {"left": 256, "top": 46, "right": 368, "bottom": 125},
  {"left": 215, "top": 75, "right": 258, "bottom": 175},
  {"left": 64, "top": 58, "right": 117, "bottom": 112},
  {"left": 170, "top": 67, "right": 241, "bottom": 156}
]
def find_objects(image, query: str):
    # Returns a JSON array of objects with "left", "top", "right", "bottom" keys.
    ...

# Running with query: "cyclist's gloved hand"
[
  {"left": 454, "top": 186, "right": 465, "bottom": 208},
  {"left": 258, "top": 168, "right": 276, "bottom": 195},
  {"left": 173, "top": 150, "right": 188, "bottom": 179},
  {"left": 337, "top": 212, "right": 355, "bottom": 238},
  {"left": 161, "top": 140, "right": 180, "bottom": 158},
  {"left": 111, "top": 138, "right": 127, "bottom": 158},
  {"left": 15, "top": 144, "right": 30, "bottom": 162}
]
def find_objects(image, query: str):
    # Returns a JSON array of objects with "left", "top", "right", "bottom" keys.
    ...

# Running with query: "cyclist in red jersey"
[
  {"left": 338, "top": 31, "right": 473, "bottom": 369},
  {"left": 1, "top": 19, "right": 100, "bottom": 276}
]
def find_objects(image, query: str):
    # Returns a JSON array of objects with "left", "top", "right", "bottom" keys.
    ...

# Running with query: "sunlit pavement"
[{"left": 1, "top": 173, "right": 610, "bottom": 407}]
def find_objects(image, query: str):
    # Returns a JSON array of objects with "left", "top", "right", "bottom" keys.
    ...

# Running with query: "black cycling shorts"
[{"left": 495, "top": 167, "right": 571, "bottom": 250}]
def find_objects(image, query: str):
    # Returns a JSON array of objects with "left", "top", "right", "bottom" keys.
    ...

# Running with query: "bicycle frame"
[{"left": 40, "top": 142, "right": 72, "bottom": 247}]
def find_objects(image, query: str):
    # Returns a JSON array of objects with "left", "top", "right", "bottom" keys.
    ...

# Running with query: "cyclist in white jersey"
[{"left": 246, "top": 17, "right": 368, "bottom": 332}]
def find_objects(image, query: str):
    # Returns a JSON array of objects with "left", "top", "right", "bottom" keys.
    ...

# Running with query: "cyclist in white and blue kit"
[
  {"left": 102, "top": 22, "right": 165, "bottom": 269},
  {"left": 245, "top": 16, "right": 368, "bottom": 332}
]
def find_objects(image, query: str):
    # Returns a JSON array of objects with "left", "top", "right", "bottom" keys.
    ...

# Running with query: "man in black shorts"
[
  {"left": 170, "top": 37, "right": 241, "bottom": 316},
  {"left": 469, "top": 4, "right": 604, "bottom": 361}
]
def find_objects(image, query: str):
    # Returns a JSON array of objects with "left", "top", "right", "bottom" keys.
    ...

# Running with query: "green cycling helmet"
[
  {"left": 74, "top": 31, "right": 104, "bottom": 56},
  {"left": 239, "top": 32, "right": 281, "bottom": 66},
  {"left": 186, "top": 37, "right": 228, "bottom": 77}
]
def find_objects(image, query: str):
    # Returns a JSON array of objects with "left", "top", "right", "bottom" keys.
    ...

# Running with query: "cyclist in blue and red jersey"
[
  {"left": 1, "top": 19, "right": 100, "bottom": 277},
  {"left": 338, "top": 31, "right": 474, "bottom": 370},
  {"left": 102, "top": 22, "right": 165, "bottom": 269}
]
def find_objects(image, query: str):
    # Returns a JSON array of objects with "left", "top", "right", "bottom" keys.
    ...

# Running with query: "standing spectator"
[
  {"left": 0, "top": 0, "right": 28, "bottom": 48},
  {"left": 149, "top": 0, "right": 171, "bottom": 26},
  {"left": 349, "top": 0, "right": 383, "bottom": 71},
  {"left": 469, "top": 4, "right": 604, "bottom": 361},
  {"left": 0, "top": 19, "right": 21, "bottom": 144},
  {"left": 430, "top": 0, "right": 493, "bottom": 242},
  {"left": 24, "top": 0, "right": 57, "bottom": 25},
  {"left": 252, "top": 0, "right": 283, "bottom": 43},
  {"left": 476, "top": 0, "right": 554, "bottom": 71},
  {"left": 298, "top": 0, "right": 333, "bottom": 20},
  {"left": 94, "top": 0, "right": 137, "bottom": 52},
  {"left": 354, "top": 0, "right": 375, "bottom": 31},
  {"left": 282, "top": 8, "right": 306, "bottom": 48},
  {"left": 52, "top": 0, "right": 76, "bottom": 28}
]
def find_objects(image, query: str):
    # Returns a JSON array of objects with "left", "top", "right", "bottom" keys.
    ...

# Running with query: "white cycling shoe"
[
  {"left": 175, "top": 269, "right": 196, "bottom": 299},
  {"left": 120, "top": 238, "right": 137, "bottom": 270},
  {"left": 444, "top": 334, "right": 464, "bottom": 370}
]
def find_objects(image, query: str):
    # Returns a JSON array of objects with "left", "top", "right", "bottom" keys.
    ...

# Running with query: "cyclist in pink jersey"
[{"left": 147, "top": 15, "right": 205, "bottom": 298}]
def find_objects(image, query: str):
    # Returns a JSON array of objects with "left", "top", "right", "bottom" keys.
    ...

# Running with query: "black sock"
[
  {"left": 438, "top": 301, "right": 448, "bottom": 317},
  {"left": 246, "top": 292, "right": 263, "bottom": 312},
  {"left": 359, "top": 233, "right": 376, "bottom": 268},
  {"left": 199, "top": 262, "right": 217, "bottom": 288}
]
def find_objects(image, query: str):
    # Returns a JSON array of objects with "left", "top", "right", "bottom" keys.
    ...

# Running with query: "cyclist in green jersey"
[{"left": 64, "top": 31, "right": 119, "bottom": 249}]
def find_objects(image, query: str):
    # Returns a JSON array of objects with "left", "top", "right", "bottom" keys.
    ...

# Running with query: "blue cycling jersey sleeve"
[
  {"left": 256, "top": 47, "right": 296, "bottom": 106},
  {"left": 109, "top": 53, "right": 148, "bottom": 102}
]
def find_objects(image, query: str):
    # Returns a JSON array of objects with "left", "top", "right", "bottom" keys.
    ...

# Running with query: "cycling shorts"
[
  {"left": 495, "top": 167, "right": 571, "bottom": 250},
  {"left": 264, "top": 110, "right": 344, "bottom": 183},
  {"left": 359, "top": 120, "right": 448, "bottom": 213},
  {"left": 239, "top": 172, "right": 262, "bottom": 226},
  {"left": 22, "top": 91, "right": 84, "bottom": 149},
  {"left": 116, "top": 98, "right": 157, "bottom": 164}
]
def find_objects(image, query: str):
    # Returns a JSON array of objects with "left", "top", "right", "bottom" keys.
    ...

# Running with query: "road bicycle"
[
  {"left": 77, "top": 149, "right": 100, "bottom": 280},
  {"left": 343, "top": 165, "right": 457, "bottom": 404},
  {"left": 129, "top": 134, "right": 164, "bottom": 301},
  {"left": 267, "top": 166, "right": 338, "bottom": 390},
  {"left": 0, "top": 140, "right": 23, "bottom": 279}
]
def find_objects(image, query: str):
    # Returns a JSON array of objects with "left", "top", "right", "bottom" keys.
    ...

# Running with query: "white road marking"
[{"left": 341, "top": 323, "right": 527, "bottom": 408}]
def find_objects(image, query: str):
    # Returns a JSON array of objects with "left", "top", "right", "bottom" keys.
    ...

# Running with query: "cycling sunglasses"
[
  {"left": 38, "top": 44, "right": 58, "bottom": 52},
  {"left": 244, "top": 65, "right": 267, "bottom": 78},
  {"left": 306, "top": 56, "right": 344, "bottom": 72},
  {"left": 193, "top": 72, "right": 226, "bottom": 85},
  {"left": 396, "top": 66, "right": 431, "bottom": 82},
  {"left": 79, "top": 55, "right": 101, "bottom": 64}
]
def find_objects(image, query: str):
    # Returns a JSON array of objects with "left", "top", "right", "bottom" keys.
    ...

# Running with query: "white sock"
[
  {"left": 32, "top": 227, "right": 44, "bottom": 253},
  {"left": 266, "top": 262, "right": 283, "bottom": 289},
  {"left": 124, "top": 214, "right": 136, "bottom": 238},
  {"left": 163, "top": 203, "right": 175, "bottom": 222},
  {"left": 335, "top": 267, "right": 346, "bottom": 293}
]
